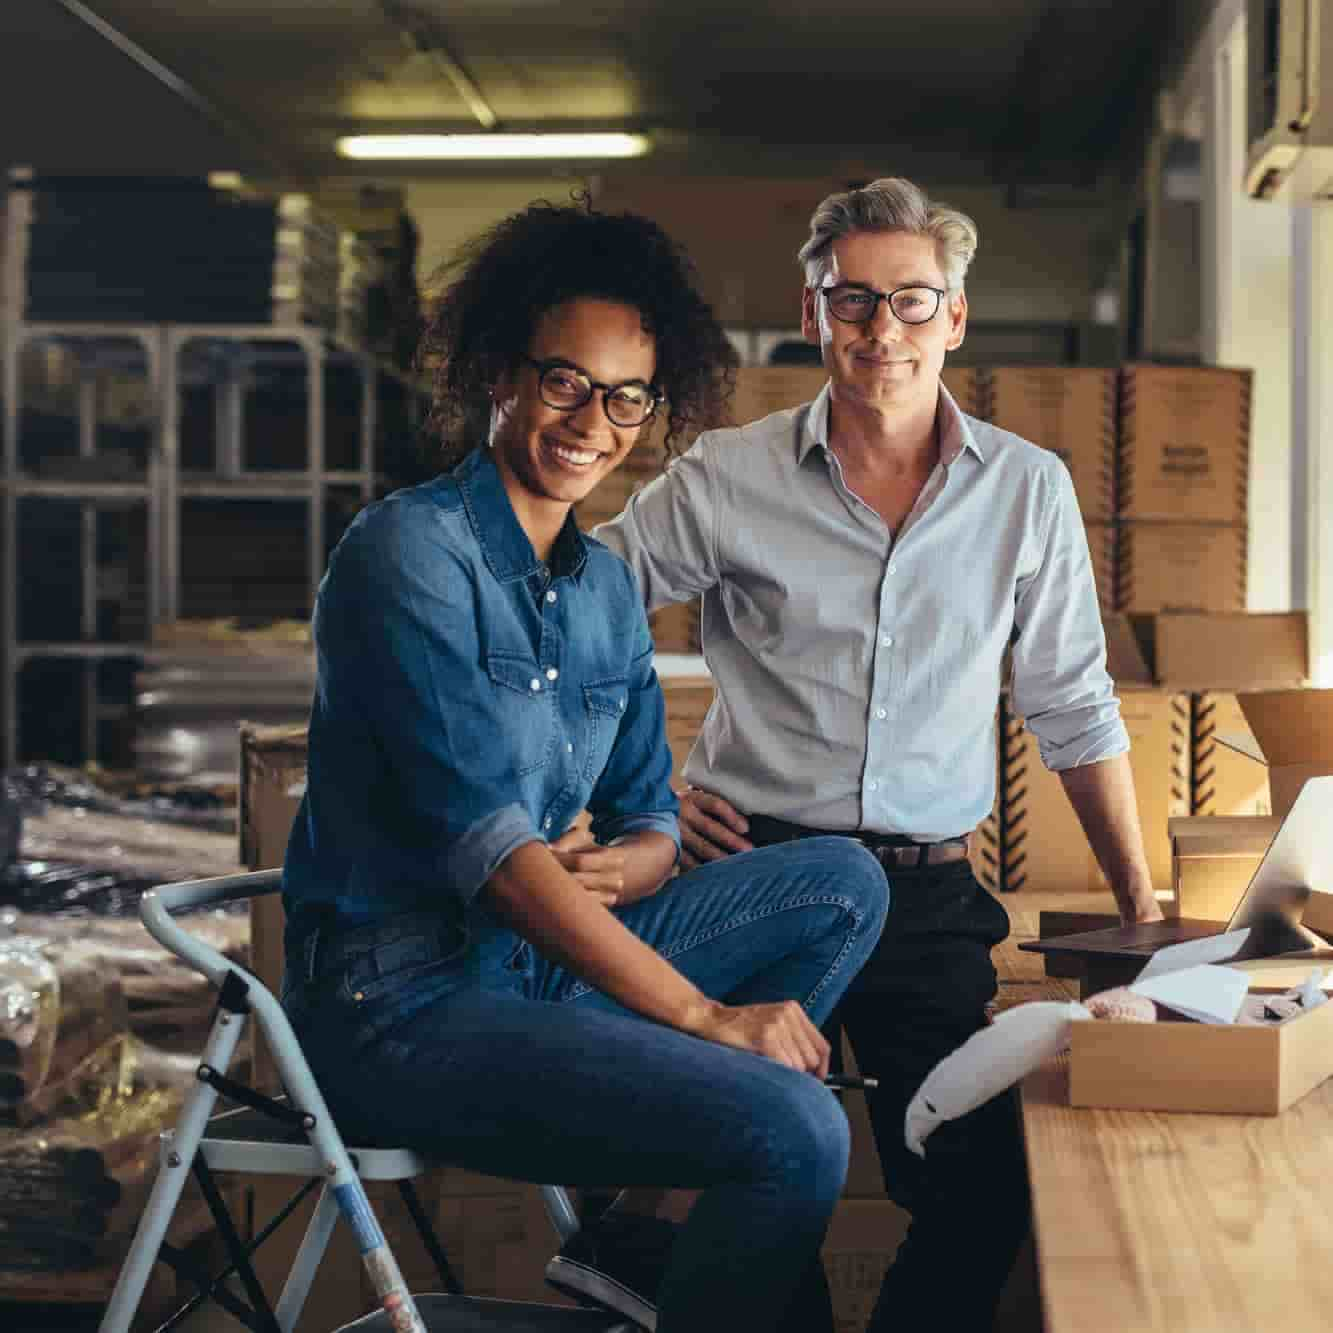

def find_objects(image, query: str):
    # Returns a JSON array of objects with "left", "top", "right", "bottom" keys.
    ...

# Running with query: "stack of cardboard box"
[
  {"left": 985, "top": 366, "right": 1117, "bottom": 609},
  {"left": 1116, "top": 364, "right": 1251, "bottom": 616}
]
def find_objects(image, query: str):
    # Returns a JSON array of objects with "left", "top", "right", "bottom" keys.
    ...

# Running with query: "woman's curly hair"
[{"left": 418, "top": 197, "right": 736, "bottom": 467}]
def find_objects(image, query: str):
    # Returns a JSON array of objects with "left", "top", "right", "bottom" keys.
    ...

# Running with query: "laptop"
[{"left": 1022, "top": 774, "right": 1333, "bottom": 970}]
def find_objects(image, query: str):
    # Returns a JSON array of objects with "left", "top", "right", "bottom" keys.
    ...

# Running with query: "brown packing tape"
[
  {"left": 995, "top": 698, "right": 1099, "bottom": 894},
  {"left": 1189, "top": 693, "right": 1273, "bottom": 816}
]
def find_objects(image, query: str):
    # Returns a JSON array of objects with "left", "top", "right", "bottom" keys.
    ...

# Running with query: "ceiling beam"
[
  {"left": 52, "top": 0, "right": 301, "bottom": 179},
  {"left": 376, "top": 0, "right": 498, "bottom": 131}
]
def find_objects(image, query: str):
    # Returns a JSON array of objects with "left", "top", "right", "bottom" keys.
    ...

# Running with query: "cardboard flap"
[
  {"left": 1236, "top": 690, "right": 1333, "bottom": 766},
  {"left": 1168, "top": 814, "right": 1281, "bottom": 855},
  {"left": 1103, "top": 613, "right": 1153, "bottom": 685},
  {"left": 1213, "top": 730, "right": 1268, "bottom": 765},
  {"left": 1153, "top": 613, "right": 1309, "bottom": 690}
]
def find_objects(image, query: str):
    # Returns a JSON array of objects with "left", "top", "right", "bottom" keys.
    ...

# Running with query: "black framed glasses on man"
[
  {"left": 523, "top": 356, "right": 663, "bottom": 427},
  {"left": 819, "top": 283, "right": 948, "bottom": 326}
]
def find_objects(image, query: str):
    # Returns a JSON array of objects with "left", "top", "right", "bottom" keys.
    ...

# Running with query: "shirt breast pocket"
[
  {"left": 485, "top": 651, "right": 556, "bottom": 775},
  {"left": 582, "top": 675, "right": 629, "bottom": 783}
]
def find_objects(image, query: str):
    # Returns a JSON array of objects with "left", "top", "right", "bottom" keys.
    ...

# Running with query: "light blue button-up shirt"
[{"left": 595, "top": 381, "right": 1127, "bottom": 841}]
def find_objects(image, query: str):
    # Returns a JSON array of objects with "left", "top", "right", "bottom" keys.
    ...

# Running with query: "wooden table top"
[
  {"left": 1021, "top": 1054, "right": 1333, "bottom": 1333},
  {"left": 999, "top": 893, "right": 1333, "bottom": 1332}
]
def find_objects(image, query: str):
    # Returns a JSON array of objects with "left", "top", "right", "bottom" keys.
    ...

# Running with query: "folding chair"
[{"left": 99, "top": 869, "right": 639, "bottom": 1333}]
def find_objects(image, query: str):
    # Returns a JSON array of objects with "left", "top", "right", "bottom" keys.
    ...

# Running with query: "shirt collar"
[
  {"left": 455, "top": 447, "right": 589, "bottom": 584},
  {"left": 796, "top": 376, "right": 987, "bottom": 466}
]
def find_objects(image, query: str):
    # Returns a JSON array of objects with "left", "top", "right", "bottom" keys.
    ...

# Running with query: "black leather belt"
[{"left": 745, "top": 813, "right": 972, "bottom": 870}]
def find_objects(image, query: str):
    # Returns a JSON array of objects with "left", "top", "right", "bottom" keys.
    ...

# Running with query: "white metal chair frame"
[{"left": 98, "top": 868, "right": 632, "bottom": 1333}]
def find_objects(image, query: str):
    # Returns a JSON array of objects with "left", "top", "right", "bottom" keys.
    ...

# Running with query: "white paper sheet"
[
  {"left": 1129, "top": 964, "right": 1251, "bottom": 1025},
  {"left": 1133, "top": 929, "right": 1251, "bottom": 982}
]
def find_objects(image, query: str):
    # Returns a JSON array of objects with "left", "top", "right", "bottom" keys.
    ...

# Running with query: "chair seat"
[
  {"left": 334, "top": 1293, "right": 638, "bottom": 1332},
  {"left": 191, "top": 1102, "right": 430, "bottom": 1180}
]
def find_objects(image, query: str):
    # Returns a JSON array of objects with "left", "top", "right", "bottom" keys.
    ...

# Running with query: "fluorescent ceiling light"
[{"left": 337, "top": 133, "right": 650, "bottom": 161}]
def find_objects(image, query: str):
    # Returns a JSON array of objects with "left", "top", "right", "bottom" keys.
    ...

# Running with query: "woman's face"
[{"left": 490, "top": 298, "right": 657, "bottom": 511}]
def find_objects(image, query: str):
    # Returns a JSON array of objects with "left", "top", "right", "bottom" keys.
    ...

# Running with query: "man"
[{"left": 584, "top": 177, "right": 1162, "bottom": 1331}]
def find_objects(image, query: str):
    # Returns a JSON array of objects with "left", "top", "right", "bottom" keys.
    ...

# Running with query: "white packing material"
[{"left": 903, "top": 1001, "right": 1089, "bottom": 1158}]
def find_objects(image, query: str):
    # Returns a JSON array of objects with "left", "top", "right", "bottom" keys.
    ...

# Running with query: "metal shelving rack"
[
  {"left": 1, "top": 322, "right": 163, "bottom": 768},
  {"left": 2, "top": 320, "right": 430, "bottom": 769}
]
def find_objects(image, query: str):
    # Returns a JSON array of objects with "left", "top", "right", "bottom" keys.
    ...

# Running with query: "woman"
[{"left": 280, "top": 201, "right": 888, "bottom": 1333}]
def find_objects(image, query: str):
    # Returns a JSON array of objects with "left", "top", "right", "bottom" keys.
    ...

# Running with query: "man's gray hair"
[{"left": 798, "top": 178, "right": 978, "bottom": 291}]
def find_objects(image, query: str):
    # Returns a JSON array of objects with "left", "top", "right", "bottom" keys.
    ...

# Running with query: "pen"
[{"left": 823, "top": 1074, "right": 878, "bottom": 1091}]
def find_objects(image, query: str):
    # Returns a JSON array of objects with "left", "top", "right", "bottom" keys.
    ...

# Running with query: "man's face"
[{"left": 801, "top": 230, "right": 967, "bottom": 412}]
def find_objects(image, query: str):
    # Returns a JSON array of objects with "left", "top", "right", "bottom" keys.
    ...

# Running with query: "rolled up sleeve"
[
  {"left": 1011, "top": 464, "right": 1129, "bottom": 772},
  {"left": 322, "top": 508, "right": 541, "bottom": 905},
  {"left": 586, "top": 606, "right": 680, "bottom": 848}
]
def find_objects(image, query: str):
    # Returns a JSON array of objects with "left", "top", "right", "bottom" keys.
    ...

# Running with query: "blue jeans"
[{"left": 282, "top": 837, "right": 888, "bottom": 1333}]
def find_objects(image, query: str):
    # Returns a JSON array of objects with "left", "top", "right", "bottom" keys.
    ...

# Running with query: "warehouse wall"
[
  {"left": 590, "top": 176, "right": 1112, "bottom": 328},
  {"left": 405, "top": 178, "right": 592, "bottom": 286},
  {"left": 393, "top": 174, "right": 1115, "bottom": 333}
]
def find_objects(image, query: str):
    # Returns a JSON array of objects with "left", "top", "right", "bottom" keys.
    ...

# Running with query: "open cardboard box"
[
  {"left": 1064, "top": 762, "right": 1333, "bottom": 1114},
  {"left": 1167, "top": 815, "right": 1282, "bottom": 921},
  {"left": 1069, "top": 980, "right": 1333, "bottom": 1114},
  {"left": 1206, "top": 690, "right": 1333, "bottom": 938},
  {"left": 1114, "top": 611, "right": 1308, "bottom": 691},
  {"left": 1216, "top": 689, "right": 1333, "bottom": 819}
]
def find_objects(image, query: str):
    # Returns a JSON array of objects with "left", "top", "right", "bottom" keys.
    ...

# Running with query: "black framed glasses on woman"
[
  {"left": 819, "top": 283, "right": 948, "bottom": 326},
  {"left": 523, "top": 356, "right": 663, "bottom": 427}
]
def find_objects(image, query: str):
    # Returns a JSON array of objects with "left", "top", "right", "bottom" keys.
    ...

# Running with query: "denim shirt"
[{"left": 282, "top": 446, "right": 679, "bottom": 926}]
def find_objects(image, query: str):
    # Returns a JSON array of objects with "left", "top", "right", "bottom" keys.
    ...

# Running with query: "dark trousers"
[{"left": 748, "top": 819, "right": 1031, "bottom": 1333}]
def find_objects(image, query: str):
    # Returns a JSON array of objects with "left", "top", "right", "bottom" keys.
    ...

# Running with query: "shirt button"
[
  {"left": 567, "top": 742, "right": 574, "bottom": 754},
  {"left": 618, "top": 698, "right": 626, "bottom": 711},
  {"left": 542, "top": 816, "right": 552, "bottom": 830},
  {"left": 888, "top": 564, "right": 897, "bottom": 575},
  {"left": 881, "top": 635, "right": 894, "bottom": 648},
  {"left": 875, "top": 707, "right": 887, "bottom": 720},
  {"left": 546, "top": 667, "right": 559, "bottom": 681},
  {"left": 867, "top": 780, "right": 879, "bottom": 793},
  {"left": 546, "top": 590, "right": 558, "bottom": 604},
  {"left": 529, "top": 678, "right": 541, "bottom": 692}
]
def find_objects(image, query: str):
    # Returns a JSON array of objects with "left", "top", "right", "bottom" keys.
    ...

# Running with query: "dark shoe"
[{"left": 545, "top": 1211, "right": 678, "bottom": 1331}]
